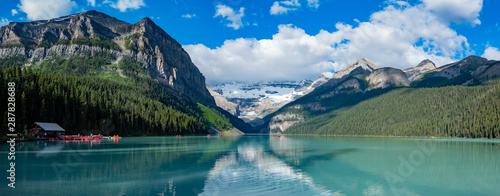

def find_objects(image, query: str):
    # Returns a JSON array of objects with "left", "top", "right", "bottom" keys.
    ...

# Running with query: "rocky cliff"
[
  {"left": 207, "top": 86, "right": 239, "bottom": 116},
  {"left": 367, "top": 67, "right": 410, "bottom": 88},
  {"left": 0, "top": 10, "right": 215, "bottom": 105},
  {"left": 403, "top": 59, "right": 436, "bottom": 81}
]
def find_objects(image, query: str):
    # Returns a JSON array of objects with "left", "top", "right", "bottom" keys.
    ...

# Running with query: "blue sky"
[{"left": 1, "top": 0, "right": 499, "bottom": 84}]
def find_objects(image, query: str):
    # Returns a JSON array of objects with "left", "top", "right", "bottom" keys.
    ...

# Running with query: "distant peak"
[
  {"left": 455, "top": 55, "right": 489, "bottom": 66},
  {"left": 79, "top": 10, "right": 110, "bottom": 17},
  {"left": 350, "top": 57, "right": 379, "bottom": 70},
  {"left": 463, "top": 55, "right": 486, "bottom": 61},
  {"left": 140, "top": 17, "right": 154, "bottom": 23},
  {"left": 417, "top": 59, "right": 435, "bottom": 68},
  {"left": 136, "top": 17, "right": 158, "bottom": 28},
  {"left": 356, "top": 57, "right": 368, "bottom": 62},
  {"left": 83, "top": 10, "right": 100, "bottom": 14}
]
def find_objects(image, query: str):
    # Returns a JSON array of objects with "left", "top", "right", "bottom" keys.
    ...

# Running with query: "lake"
[{"left": 1, "top": 135, "right": 499, "bottom": 195}]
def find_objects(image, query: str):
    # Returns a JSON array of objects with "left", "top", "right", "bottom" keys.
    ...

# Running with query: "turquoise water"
[{"left": 1, "top": 135, "right": 499, "bottom": 195}]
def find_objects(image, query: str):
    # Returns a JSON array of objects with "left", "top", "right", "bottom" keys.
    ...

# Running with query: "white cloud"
[
  {"left": 215, "top": 4, "right": 245, "bottom": 30},
  {"left": 105, "top": 0, "right": 145, "bottom": 12},
  {"left": 182, "top": 13, "right": 196, "bottom": 19},
  {"left": 330, "top": 4, "right": 467, "bottom": 71},
  {"left": 11, "top": 9, "right": 18, "bottom": 16},
  {"left": 281, "top": 0, "right": 301, "bottom": 6},
  {"left": 270, "top": 2, "right": 289, "bottom": 15},
  {"left": 392, "top": 1, "right": 410, "bottom": 7},
  {"left": 187, "top": 1, "right": 471, "bottom": 84},
  {"left": 185, "top": 24, "right": 338, "bottom": 84},
  {"left": 270, "top": 0, "right": 301, "bottom": 15},
  {"left": 420, "top": 0, "right": 483, "bottom": 25},
  {"left": 307, "top": 0, "right": 319, "bottom": 9},
  {"left": 87, "top": 0, "right": 96, "bottom": 7},
  {"left": 482, "top": 47, "right": 500, "bottom": 60},
  {"left": 18, "top": 0, "right": 77, "bottom": 20},
  {"left": 0, "top": 18, "right": 10, "bottom": 27}
]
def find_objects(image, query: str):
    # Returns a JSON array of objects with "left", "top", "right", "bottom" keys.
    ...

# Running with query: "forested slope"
[
  {"left": 0, "top": 66, "right": 233, "bottom": 137},
  {"left": 286, "top": 80, "right": 500, "bottom": 138}
]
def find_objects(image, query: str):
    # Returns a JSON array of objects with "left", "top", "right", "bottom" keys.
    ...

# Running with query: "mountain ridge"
[
  {"left": 262, "top": 56, "right": 500, "bottom": 135},
  {"left": 403, "top": 59, "right": 436, "bottom": 81},
  {"left": 331, "top": 57, "right": 379, "bottom": 79},
  {"left": 0, "top": 10, "right": 215, "bottom": 106},
  {"left": 412, "top": 55, "right": 500, "bottom": 87}
]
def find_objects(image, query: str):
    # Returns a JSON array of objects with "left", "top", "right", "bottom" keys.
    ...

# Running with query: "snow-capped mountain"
[
  {"left": 209, "top": 78, "right": 327, "bottom": 126},
  {"left": 212, "top": 80, "right": 308, "bottom": 100}
]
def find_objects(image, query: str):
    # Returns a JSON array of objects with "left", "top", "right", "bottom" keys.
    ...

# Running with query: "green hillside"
[{"left": 285, "top": 79, "right": 500, "bottom": 138}]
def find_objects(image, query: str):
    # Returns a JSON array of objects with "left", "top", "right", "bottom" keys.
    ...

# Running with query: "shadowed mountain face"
[
  {"left": 412, "top": 55, "right": 500, "bottom": 87},
  {"left": 0, "top": 10, "right": 215, "bottom": 106},
  {"left": 304, "top": 57, "right": 408, "bottom": 99},
  {"left": 265, "top": 57, "right": 408, "bottom": 133}
]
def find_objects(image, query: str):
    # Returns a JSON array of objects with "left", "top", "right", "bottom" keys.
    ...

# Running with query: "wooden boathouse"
[{"left": 30, "top": 122, "right": 66, "bottom": 137}]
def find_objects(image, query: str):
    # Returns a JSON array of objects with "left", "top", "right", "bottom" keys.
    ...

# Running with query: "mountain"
[
  {"left": 264, "top": 56, "right": 500, "bottom": 138},
  {"left": 285, "top": 79, "right": 500, "bottom": 138},
  {"left": 0, "top": 10, "right": 214, "bottom": 105},
  {"left": 315, "top": 57, "right": 378, "bottom": 92},
  {"left": 403, "top": 59, "right": 436, "bottom": 81},
  {"left": 412, "top": 55, "right": 500, "bottom": 87},
  {"left": 300, "top": 57, "right": 404, "bottom": 99},
  {"left": 266, "top": 57, "right": 400, "bottom": 132},
  {"left": 0, "top": 11, "right": 250, "bottom": 136},
  {"left": 332, "top": 57, "right": 379, "bottom": 79},
  {"left": 210, "top": 80, "right": 321, "bottom": 127}
]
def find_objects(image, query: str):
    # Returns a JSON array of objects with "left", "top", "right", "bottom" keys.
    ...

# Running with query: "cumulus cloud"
[
  {"left": 87, "top": 0, "right": 96, "bottom": 7},
  {"left": 185, "top": 24, "right": 338, "bottom": 84},
  {"left": 482, "top": 47, "right": 500, "bottom": 60},
  {"left": 182, "top": 13, "right": 196, "bottom": 19},
  {"left": 105, "top": 0, "right": 145, "bottom": 12},
  {"left": 11, "top": 9, "right": 18, "bottom": 16},
  {"left": 307, "top": 0, "right": 319, "bottom": 9},
  {"left": 0, "top": 18, "right": 10, "bottom": 27},
  {"left": 270, "top": 2, "right": 289, "bottom": 15},
  {"left": 215, "top": 4, "right": 245, "bottom": 30},
  {"left": 329, "top": 4, "right": 467, "bottom": 71},
  {"left": 270, "top": 0, "right": 301, "bottom": 15},
  {"left": 186, "top": 1, "right": 471, "bottom": 84},
  {"left": 18, "top": 0, "right": 77, "bottom": 20},
  {"left": 420, "top": 0, "right": 483, "bottom": 25}
]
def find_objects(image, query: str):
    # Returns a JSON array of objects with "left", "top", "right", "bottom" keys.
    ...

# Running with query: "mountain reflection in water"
[{"left": 199, "top": 141, "right": 335, "bottom": 196}]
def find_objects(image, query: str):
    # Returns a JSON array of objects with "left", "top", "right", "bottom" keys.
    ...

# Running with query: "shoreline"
[
  {"left": 2, "top": 132, "right": 499, "bottom": 144},
  {"left": 269, "top": 133, "right": 500, "bottom": 140}
]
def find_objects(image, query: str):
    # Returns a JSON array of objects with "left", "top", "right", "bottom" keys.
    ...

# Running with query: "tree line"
[
  {"left": 285, "top": 81, "right": 500, "bottom": 138},
  {"left": 0, "top": 65, "right": 232, "bottom": 138}
]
